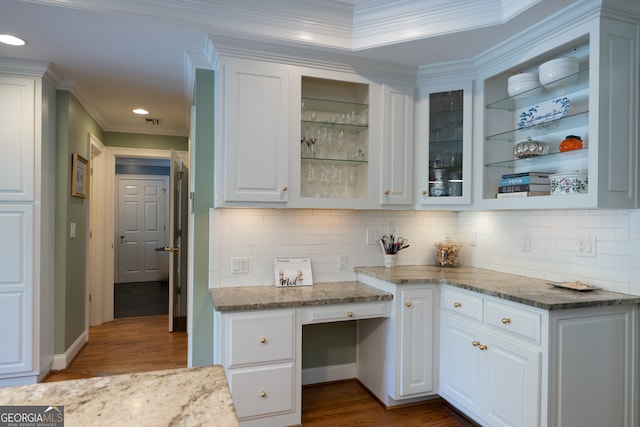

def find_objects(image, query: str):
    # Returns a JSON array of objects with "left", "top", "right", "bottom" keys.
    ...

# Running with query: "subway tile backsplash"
[{"left": 209, "top": 208, "right": 640, "bottom": 296}]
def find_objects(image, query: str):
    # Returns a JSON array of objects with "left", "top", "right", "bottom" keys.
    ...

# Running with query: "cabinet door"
[
  {"left": 483, "top": 331, "right": 541, "bottom": 427},
  {"left": 218, "top": 59, "right": 290, "bottom": 204},
  {"left": 439, "top": 315, "right": 482, "bottom": 418},
  {"left": 397, "top": 286, "right": 435, "bottom": 397},
  {"left": 380, "top": 83, "right": 413, "bottom": 206},
  {"left": 0, "top": 205, "right": 33, "bottom": 376},
  {"left": 417, "top": 81, "right": 472, "bottom": 206},
  {"left": 0, "top": 76, "right": 35, "bottom": 201}
]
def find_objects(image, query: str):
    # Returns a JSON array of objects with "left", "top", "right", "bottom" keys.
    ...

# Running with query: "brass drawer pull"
[
  {"left": 259, "top": 337, "right": 266, "bottom": 343},
  {"left": 501, "top": 317, "right": 511, "bottom": 324},
  {"left": 347, "top": 311, "right": 353, "bottom": 317},
  {"left": 453, "top": 302, "right": 462, "bottom": 308},
  {"left": 405, "top": 302, "right": 412, "bottom": 307},
  {"left": 472, "top": 341, "right": 480, "bottom": 347},
  {"left": 260, "top": 391, "right": 266, "bottom": 398},
  {"left": 479, "top": 344, "right": 488, "bottom": 351}
]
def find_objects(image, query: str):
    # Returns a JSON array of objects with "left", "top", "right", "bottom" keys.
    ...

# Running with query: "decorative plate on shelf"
[{"left": 516, "top": 97, "right": 570, "bottom": 129}]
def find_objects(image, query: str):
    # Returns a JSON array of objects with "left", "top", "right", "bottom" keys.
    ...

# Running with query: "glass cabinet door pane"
[
  {"left": 429, "top": 90, "right": 464, "bottom": 198},
  {"left": 300, "top": 77, "right": 369, "bottom": 200}
]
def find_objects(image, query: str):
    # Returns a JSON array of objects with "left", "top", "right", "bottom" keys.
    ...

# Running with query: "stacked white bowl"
[
  {"left": 507, "top": 72, "right": 540, "bottom": 97},
  {"left": 538, "top": 57, "right": 579, "bottom": 87}
]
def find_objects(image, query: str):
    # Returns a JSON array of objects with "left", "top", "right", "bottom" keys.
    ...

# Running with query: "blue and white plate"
[{"left": 516, "top": 97, "right": 570, "bottom": 129}]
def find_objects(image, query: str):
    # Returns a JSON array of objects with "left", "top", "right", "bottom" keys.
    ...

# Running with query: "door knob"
[{"left": 120, "top": 234, "right": 125, "bottom": 239}]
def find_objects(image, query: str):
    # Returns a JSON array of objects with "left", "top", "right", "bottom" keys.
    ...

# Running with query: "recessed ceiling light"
[
  {"left": 132, "top": 108, "right": 149, "bottom": 115},
  {"left": 0, "top": 34, "right": 27, "bottom": 46}
]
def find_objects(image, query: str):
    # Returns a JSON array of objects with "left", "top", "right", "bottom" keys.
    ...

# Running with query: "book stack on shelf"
[{"left": 496, "top": 172, "right": 551, "bottom": 198}]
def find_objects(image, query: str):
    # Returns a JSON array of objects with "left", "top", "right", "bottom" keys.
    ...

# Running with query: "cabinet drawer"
[
  {"left": 442, "top": 287, "right": 483, "bottom": 323},
  {"left": 226, "top": 310, "right": 295, "bottom": 367},
  {"left": 485, "top": 300, "right": 541, "bottom": 345},
  {"left": 227, "top": 363, "right": 296, "bottom": 420},
  {"left": 302, "top": 301, "right": 390, "bottom": 324}
]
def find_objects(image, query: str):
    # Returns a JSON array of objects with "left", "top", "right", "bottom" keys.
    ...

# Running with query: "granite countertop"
[
  {"left": 355, "top": 265, "right": 640, "bottom": 310},
  {"left": 210, "top": 281, "right": 393, "bottom": 312},
  {"left": 0, "top": 366, "right": 239, "bottom": 427}
]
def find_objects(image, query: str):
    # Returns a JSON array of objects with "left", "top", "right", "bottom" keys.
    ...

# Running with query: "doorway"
[
  {"left": 88, "top": 146, "right": 189, "bottom": 330},
  {"left": 114, "top": 165, "right": 170, "bottom": 318}
]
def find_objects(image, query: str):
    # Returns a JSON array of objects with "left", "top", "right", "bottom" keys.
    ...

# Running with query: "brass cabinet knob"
[
  {"left": 260, "top": 391, "right": 266, "bottom": 398},
  {"left": 281, "top": 186, "right": 288, "bottom": 192},
  {"left": 472, "top": 341, "right": 480, "bottom": 347},
  {"left": 259, "top": 337, "right": 266, "bottom": 343},
  {"left": 501, "top": 318, "right": 511, "bottom": 324},
  {"left": 453, "top": 302, "right": 462, "bottom": 308},
  {"left": 479, "top": 344, "right": 488, "bottom": 351},
  {"left": 405, "top": 301, "right": 412, "bottom": 307},
  {"left": 347, "top": 311, "right": 353, "bottom": 317},
  {"left": 384, "top": 189, "right": 390, "bottom": 195},
  {"left": 421, "top": 190, "right": 427, "bottom": 195}
]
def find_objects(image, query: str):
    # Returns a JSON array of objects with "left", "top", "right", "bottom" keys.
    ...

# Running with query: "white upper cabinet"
[
  {"left": 214, "top": 52, "right": 417, "bottom": 209},
  {"left": 416, "top": 79, "right": 473, "bottom": 207},
  {"left": 380, "top": 83, "right": 414, "bottom": 207},
  {"left": 474, "top": 14, "right": 639, "bottom": 209},
  {"left": 215, "top": 58, "right": 292, "bottom": 206},
  {"left": 0, "top": 76, "right": 35, "bottom": 201}
]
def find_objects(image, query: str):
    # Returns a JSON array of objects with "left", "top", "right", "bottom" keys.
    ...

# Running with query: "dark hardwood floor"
[
  {"left": 44, "top": 315, "right": 475, "bottom": 426},
  {"left": 303, "top": 380, "right": 477, "bottom": 427}
]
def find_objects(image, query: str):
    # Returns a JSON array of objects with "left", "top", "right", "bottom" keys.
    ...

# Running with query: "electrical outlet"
[
  {"left": 575, "top": 236, "right": 596, "bottom": 258},
  {"left": 231, "top": 257, "right": 249, "bottom": 274},
  {"left": 522, "top": 234, "right": 531, "bottom": 252},
  {"left": 338, "top": 255, "right": 348, "bottom": 270},
  {"left": 366, "top": 228, "right": 383, "bottom": 245}
]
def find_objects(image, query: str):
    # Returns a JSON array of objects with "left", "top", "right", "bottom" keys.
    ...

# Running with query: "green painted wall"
[
  {"left": 302, "top": 323, "right": 357, "bottom": 369},
  {"left": 54, "top": 91, "right": 104, "bottom": 353},
  {"left": 103, "top": 132, "right": 188, "bottom": 151},
  {"left": 190, "top": 68, "right": 216, "bottom": 366}
]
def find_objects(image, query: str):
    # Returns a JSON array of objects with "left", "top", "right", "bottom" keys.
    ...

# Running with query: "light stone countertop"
[
  {"left": 355, "top": 265, "right": 640, "bottom": 310},
  {"left": 210, "top": 281, "right": 393, "bottom": 311},
  {"left": 0, "top": 366, "right": 239, "bottom": 427}
]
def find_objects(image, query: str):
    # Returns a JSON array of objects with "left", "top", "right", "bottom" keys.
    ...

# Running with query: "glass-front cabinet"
[
  {"left": 417, "top": 81, "right": 472, "bottom": 207},
  {"left": 300, "top": 77, "right": 369, "bottom": 201}
]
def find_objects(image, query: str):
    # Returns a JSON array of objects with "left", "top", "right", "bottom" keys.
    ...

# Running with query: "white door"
[
  {"left": 167, "top": 150, "right": 188, "bottom": 332},
  {"left": 116, "top": 177, "right": 169, "bottom": 283}
]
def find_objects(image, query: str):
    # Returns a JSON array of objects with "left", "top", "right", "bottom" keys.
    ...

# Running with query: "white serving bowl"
[
  {"left": 507, "top": 72, "right": 540, "bottom": 96},
  {"left": 538, "top": 57, "right": 579, "bottom": 87},
  {"left": 550, "top": 171, "right": 588, "bottom": 195}
]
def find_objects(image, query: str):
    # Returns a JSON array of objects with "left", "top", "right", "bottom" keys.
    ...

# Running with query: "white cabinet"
[
  {"left": 213, "top": 53, "right": 416, "bottom": 209},
  {"left": 439, "top": 285, "right": 638, "bottom": 427},
  {"left": 416, "top": 80, "right": 473, "bottom": 207},
  {"left": 215, "top": 58, "right": 292, "bottom": 206},
  {"left": 0, "top": 69, "right": 55, "bottom": 386},
  {"left": 380, "top": 83, "right": 414, "bottom": 207},
  {"left": 0, "top": 76, "right": 35, "bottom": 201},
  {"left": 476, "top": 14, "right": 639, "bottom": 209},
  {"left": 214, "top": 309, "right": 299, "bottom": 427},
  {"left": 213, "top": 299, "right": 391, "bottom": 426},
  {"left": 356, "top": 275, "right": 438, "bottom": 406},
  {"left": 440, "top": 286, "right": 542, "bottom": 427}
]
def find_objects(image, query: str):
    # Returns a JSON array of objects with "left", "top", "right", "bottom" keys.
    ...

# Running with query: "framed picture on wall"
[{"left": 71, "top": 153, "right": 89, "bottom": 198}]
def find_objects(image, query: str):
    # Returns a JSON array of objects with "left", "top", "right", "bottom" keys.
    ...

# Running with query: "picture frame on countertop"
[
  {"left": 71, "top": 153, "right": 89, "bottom": 198},
  {"left": 274, "top": 257, "right": 313, "bottom": 287}
]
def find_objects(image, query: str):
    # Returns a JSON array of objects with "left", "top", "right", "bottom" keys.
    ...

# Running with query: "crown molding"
[{"left": 0, "top": 57, "right": 51, "bottom": 77}]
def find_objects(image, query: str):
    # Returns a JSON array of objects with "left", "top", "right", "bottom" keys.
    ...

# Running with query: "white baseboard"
[
  {"left": 51, "top": 330, "right": 88, "bottom": 370},
  {"left": 302, "top": 363, "right": 356, "bottom": 386}
]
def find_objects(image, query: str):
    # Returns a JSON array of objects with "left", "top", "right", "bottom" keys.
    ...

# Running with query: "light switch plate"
[
  {"left": 231, "top": 257, "right": 249, "bottom": 274},
  {"left": 70, "top": 222, "right": 76, "bottom": 238}
]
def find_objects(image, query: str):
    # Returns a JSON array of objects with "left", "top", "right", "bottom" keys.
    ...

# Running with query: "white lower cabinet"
[
  {"left": 356, "top": 275, "right": 438, "bottom": 406},
  {"left": 439, "top": 285, "right": 637, "bottom": 427},
  {"left": 214, "top": 309, "right": 299, "bottom": 427}
]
